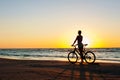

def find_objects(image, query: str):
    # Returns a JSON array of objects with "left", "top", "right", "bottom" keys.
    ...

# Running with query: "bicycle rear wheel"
[
  {"left": 84, "top": 51, "right": 96, "bottom": 64},
  {"left": 68, "top": 51, "right": 78, "bottom": 64}
]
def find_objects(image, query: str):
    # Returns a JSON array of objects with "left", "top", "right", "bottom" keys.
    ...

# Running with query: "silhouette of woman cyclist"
[{"left": 72, "top": 30, "right": 84, "bottom": 63}]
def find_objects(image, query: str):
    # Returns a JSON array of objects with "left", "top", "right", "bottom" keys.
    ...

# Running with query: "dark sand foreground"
[{"left": 0, "top": 58, "right": 120, "bottom": 80}]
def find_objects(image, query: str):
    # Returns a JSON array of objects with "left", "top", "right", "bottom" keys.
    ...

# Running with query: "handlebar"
[
  {"left": 84, "top": 44, "right": 88, "bottom": 46},
  {"left": 71, "top": 44, "right": 78, "bottom": 47}
]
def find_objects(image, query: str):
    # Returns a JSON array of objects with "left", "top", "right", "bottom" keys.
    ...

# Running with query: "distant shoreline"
[
  {"left": 0, "top": 47, "right": 120, "bottom": 49},
  {"left": 0, "top": 56, "right": 120, "bottom": 63}
]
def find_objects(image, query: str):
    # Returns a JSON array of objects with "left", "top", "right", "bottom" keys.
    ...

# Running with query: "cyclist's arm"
[{"left": 72, "top": 36, "right": 78, "bottom": 46}]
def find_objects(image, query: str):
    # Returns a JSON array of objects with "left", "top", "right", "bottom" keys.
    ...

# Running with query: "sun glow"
[
  {"left": 82, "top": 36, "right": 93, "bottom": 48},
  {"left": 87, "top": 35, "right": 105, "bottom": 48}
]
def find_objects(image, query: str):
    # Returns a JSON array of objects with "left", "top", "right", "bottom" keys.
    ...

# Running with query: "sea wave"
[{"left": 0, "top": 48, "right": 120, "bottom": 63}]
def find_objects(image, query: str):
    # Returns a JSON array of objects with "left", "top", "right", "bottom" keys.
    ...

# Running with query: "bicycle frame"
[
  {"left": 72, "top": 44, "right": 87, "bottom": 56},
  {"left": 68, "top": 44, "right": 96, "bottom": 64}
]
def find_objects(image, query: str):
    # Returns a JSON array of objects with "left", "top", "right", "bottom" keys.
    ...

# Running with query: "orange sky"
[{"left": 0, "top": 0, "right": 120, "bottom": 48}]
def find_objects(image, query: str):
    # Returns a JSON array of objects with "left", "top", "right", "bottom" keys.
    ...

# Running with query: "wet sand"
[{"left": 0, "top": 58, "right": 120, "bottom": 80}]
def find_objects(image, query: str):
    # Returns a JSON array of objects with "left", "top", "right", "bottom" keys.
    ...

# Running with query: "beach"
[{"left": 0, "top": 58, "right": 120, "bottom": 80}]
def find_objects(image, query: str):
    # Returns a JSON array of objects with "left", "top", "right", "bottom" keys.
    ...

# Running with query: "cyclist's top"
[{"left": 76, "top": 35, "right": 83, "bottom": 47}]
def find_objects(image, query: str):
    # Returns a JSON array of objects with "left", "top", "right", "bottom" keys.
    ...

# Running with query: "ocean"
[{"left": 0, "top": 48, "right": 120, "bottom": 63}]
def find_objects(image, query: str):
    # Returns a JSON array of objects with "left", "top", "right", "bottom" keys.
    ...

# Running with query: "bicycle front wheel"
[
  {"left": 68, "top": 51, "right": 78, "bottom": 64},
  {"left": 84, "top": 51, "right": 96, "bottom": 64}
]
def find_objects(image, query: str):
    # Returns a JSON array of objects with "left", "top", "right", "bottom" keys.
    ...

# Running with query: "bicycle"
[{"left": 68, "top": 44, "right": 96, "bottom": 64}]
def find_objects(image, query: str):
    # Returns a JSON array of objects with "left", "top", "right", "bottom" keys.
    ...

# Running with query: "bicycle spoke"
[
  {"left": 68, "top": 52, "right": 78, "bottom": 64},
  {"left": 85, "top": 51, "right": 96, "bottom": 64}
]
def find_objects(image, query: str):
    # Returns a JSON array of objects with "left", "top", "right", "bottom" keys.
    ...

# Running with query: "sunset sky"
[{"left": 0, "top": 0, "right": 120, "bottom": 48}]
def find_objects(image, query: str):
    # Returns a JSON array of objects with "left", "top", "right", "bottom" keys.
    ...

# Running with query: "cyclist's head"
[{"left": 78, "top": 30, "right": 82, "bottom": 35}]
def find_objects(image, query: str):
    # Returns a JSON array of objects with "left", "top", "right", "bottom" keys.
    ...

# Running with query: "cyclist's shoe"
[
  {"left": 80, "top": 61, "right": 84, "bottom": 65},
  {"left": 81, "top": 59, "right": 84, "bottom": 63}
]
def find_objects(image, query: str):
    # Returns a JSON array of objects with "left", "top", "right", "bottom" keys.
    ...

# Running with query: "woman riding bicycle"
[{"left": 72, "top": 30, "right": 84, "bottom": 63}]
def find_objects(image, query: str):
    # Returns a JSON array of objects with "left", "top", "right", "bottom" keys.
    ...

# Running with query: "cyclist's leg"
[{"left": 79, "top": 47, "right": 84, "bottom": 63}]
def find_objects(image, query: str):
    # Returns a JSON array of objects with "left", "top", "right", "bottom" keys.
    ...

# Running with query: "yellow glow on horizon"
[
  {"left": 0, "top": 38, "right": 119, "bottom": 48},
  {"left": 0, "top": 29, "right": 119, "bottom": 48}
]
